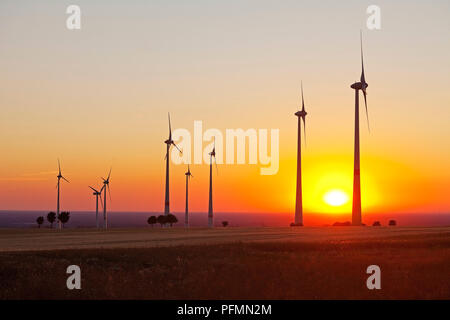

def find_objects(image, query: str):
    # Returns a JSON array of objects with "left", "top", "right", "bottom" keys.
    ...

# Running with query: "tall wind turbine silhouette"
[
  {"left": 184, "top": 165, "right": 193, "bottom": 228},
  {"left": 56, "top": 159, "right": 69, "bottom": 230},
  {"left": 294, "top": 82, "right": 307, "bottom": 226},
  {"left": 208, "top": 137, "right": 218, "bottom": 228},
  {"left": 350, "top": 32, "right": 370, "bottom": 226},
  {"left": 101, "top": 168, "right": 111, "bottom": 229},
  {"left": 89, "top": 186, "right": 102, "bottom": 228},
  {"left": 164, "top": 113, "right": 182, "bottom": 217}
]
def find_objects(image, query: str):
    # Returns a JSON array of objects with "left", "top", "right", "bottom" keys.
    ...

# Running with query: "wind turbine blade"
[
  {"left": 58, "top": 159, "right": 61, "bottom": 175},
  {"left": 62, "top": 176, "right": 70, "bottom": 183},
  {"left": 301, "top": 81, "right": 305, "bottom": 111},
  {"left": 100, "top": 185, "right": 105, "bottom": 192},
  {"left": 302, "top": 117, "right": 307, "bottom": 147},
  {"left": 107, "top": 168, "right": 112, "bottom": 180},
  {"left": 107, "top": 184, "right": 112, "bottom": 203},
  {"left": 173, "top": 142, "right": 182, "bottom": 153},
  {"left": 360, "top": 30, "right": 366, "bottom": 84},
  {"left": 168, "top": 112, "right": 172, "bottom": 140},
  {"left": 99, "top": 194, "right": 103, "bottom": 208},
  {"left": 363, "top": 91, "right": 370, "bottom": 132},
  {"left": 89, "top": 186, "right": 98, "bottom": 193}
]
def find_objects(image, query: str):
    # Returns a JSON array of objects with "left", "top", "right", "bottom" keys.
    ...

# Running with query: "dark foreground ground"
[{"left": 0, "top": 229, "right": 449, "bottom": 299}]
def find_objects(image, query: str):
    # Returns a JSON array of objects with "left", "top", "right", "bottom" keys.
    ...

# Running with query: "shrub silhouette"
[
  {"left": 389, "top": 220, "right": 397, "bottom": 226},
  {"left": 372, "top": 221, "right": 381, "bottom": 227},
  {"left": 58, "top": 211, "right": 70, "bottom": 228},
  {"left": 167, "top": 214, "right": 178, "bottom": 227},
  {"left": 36, "top": 216, "right": 44, "bottom": 228},
  {"left": 47, "top": 212, "right": 56, "bottom": 228},
  {"left": 333, "top": 221, "right": 352, "bottom": 227},
  {"left": 147, "top": 216, "right": 157, "bottom": 227},
  {"left": 157, "top": 215, "right": 167, "bottom": 227},
  {"left": 222, "top": 221, "right": 229, "bottom": 227}
]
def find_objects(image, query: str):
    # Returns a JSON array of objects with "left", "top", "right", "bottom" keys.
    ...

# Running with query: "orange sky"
[{"left": 0, "top": 1, "right": 449, "bottom": 220}]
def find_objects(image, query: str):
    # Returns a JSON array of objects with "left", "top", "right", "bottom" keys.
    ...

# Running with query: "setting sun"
[{"left": 323, "top": 190, "right": 349, "bottom": 207}]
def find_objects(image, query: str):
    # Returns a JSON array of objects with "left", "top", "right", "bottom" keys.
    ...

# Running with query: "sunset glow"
[
  {"left": 324, "top": 190, "right": 349, "bottom": 207},
  {"left": 0, "top": 1, "right": 449, "bottom": 227}
]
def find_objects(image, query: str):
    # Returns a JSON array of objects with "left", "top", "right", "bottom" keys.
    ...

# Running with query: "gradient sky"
[{"left": 1, "top": 0, "right": 449, "bottom": 218}]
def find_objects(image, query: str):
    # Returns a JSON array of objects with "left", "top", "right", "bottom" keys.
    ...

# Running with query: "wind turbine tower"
[
  {"left": 294, "top": 82, "right": 307, "bottom": 226},
  {"left": 208, "top": 138, "right": 217, "bottom": 228},
  {"left": 185, "top": 165, "right": 193, "bottom": 228},
  {"left": 164, "top": 113, "right": 182, "bottom": 216},
  {"left": 350, "top": 32, "right": 370, "bottom": 226},
  {"left": 101, "top": 168, "right": 111, "bottom": 229},
  {"left": 89, "top": 186, "right": 102, "bottom": 228},
  {"left": 56, "top": 159, "right": 69, "bottom": 230}
]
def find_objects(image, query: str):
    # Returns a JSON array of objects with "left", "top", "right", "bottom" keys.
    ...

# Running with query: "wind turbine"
[
  {"left": 56, "top": 159, "right": 69, "bottom": 230},
  {"left": 101, "top": 168, "right": 111, "bottom": 229},
  {"left": 184, "top": 165, "right": 193, "bottom": 228},
  {"left": 294, "top": 82, "right": 307, "bottom": 226},
  {"left": 163, "top": 113, "right": 182, "bottom": 217},
  {"left": 89, "top": 186, "right": 102, "bottom": 228},
  {"left": 208, "top": 137, "right": 218, "bottom": 228},
  {"left": 350, "top": 32, "right": 370, "bottom": 226}
]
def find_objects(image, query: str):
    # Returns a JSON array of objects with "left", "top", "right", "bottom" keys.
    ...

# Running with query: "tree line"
[
  {"left": 36, "top": 211, "right": 70, "bottom": 228},
  {"left": 36, "top": 212, "right": 233, "bottom": 228},
  {"left": 147, "top": 214, "right": 178, "bottom": 227}
]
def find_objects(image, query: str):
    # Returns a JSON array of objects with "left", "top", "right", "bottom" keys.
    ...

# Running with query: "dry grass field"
[
  {"left": 1, "top": 226, "right": 449, "bottom": 251},
  {"left": 0, "top": 227, "right": 449, "bottom": 299}
]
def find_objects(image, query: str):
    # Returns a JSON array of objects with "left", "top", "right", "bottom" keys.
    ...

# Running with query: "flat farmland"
[
  {"left": 0, "top": 227, "right": 449, "bottom": 299},
  {"left": 0, "top": 226, "right": 448, "bottom": 252}
]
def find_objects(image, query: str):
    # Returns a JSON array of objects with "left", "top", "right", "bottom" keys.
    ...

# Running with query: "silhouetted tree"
[
  {"left": 167, "top": 214, "right": 178, "bottom": 227},
  {"left": 36, "top": 216, "right": 44, "bottom": 228},
  {"left": 157, "top": 215, "right": 167, "bottom": 227},
  {"left": 372, "top": 221, "right": 381, "bottom": 227},
  {"left": 58, "top": 211, "right": 70, "bottom": 228},
  {"left": 147, "top": 216, "right": 157, "bottom": 227},
  {"left": 47, "top": 212, "right": 56, "bottom": 228},
  {"left": 222, "top": 221, "right": 229, "bottom": 227},
  {"left": 388, "top": 220, "right": 397, "bottom": 226}
]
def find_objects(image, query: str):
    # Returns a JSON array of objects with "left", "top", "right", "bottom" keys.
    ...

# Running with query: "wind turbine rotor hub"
[{"left": 351, "top": 82, "right": 364, "bottom": 90}]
